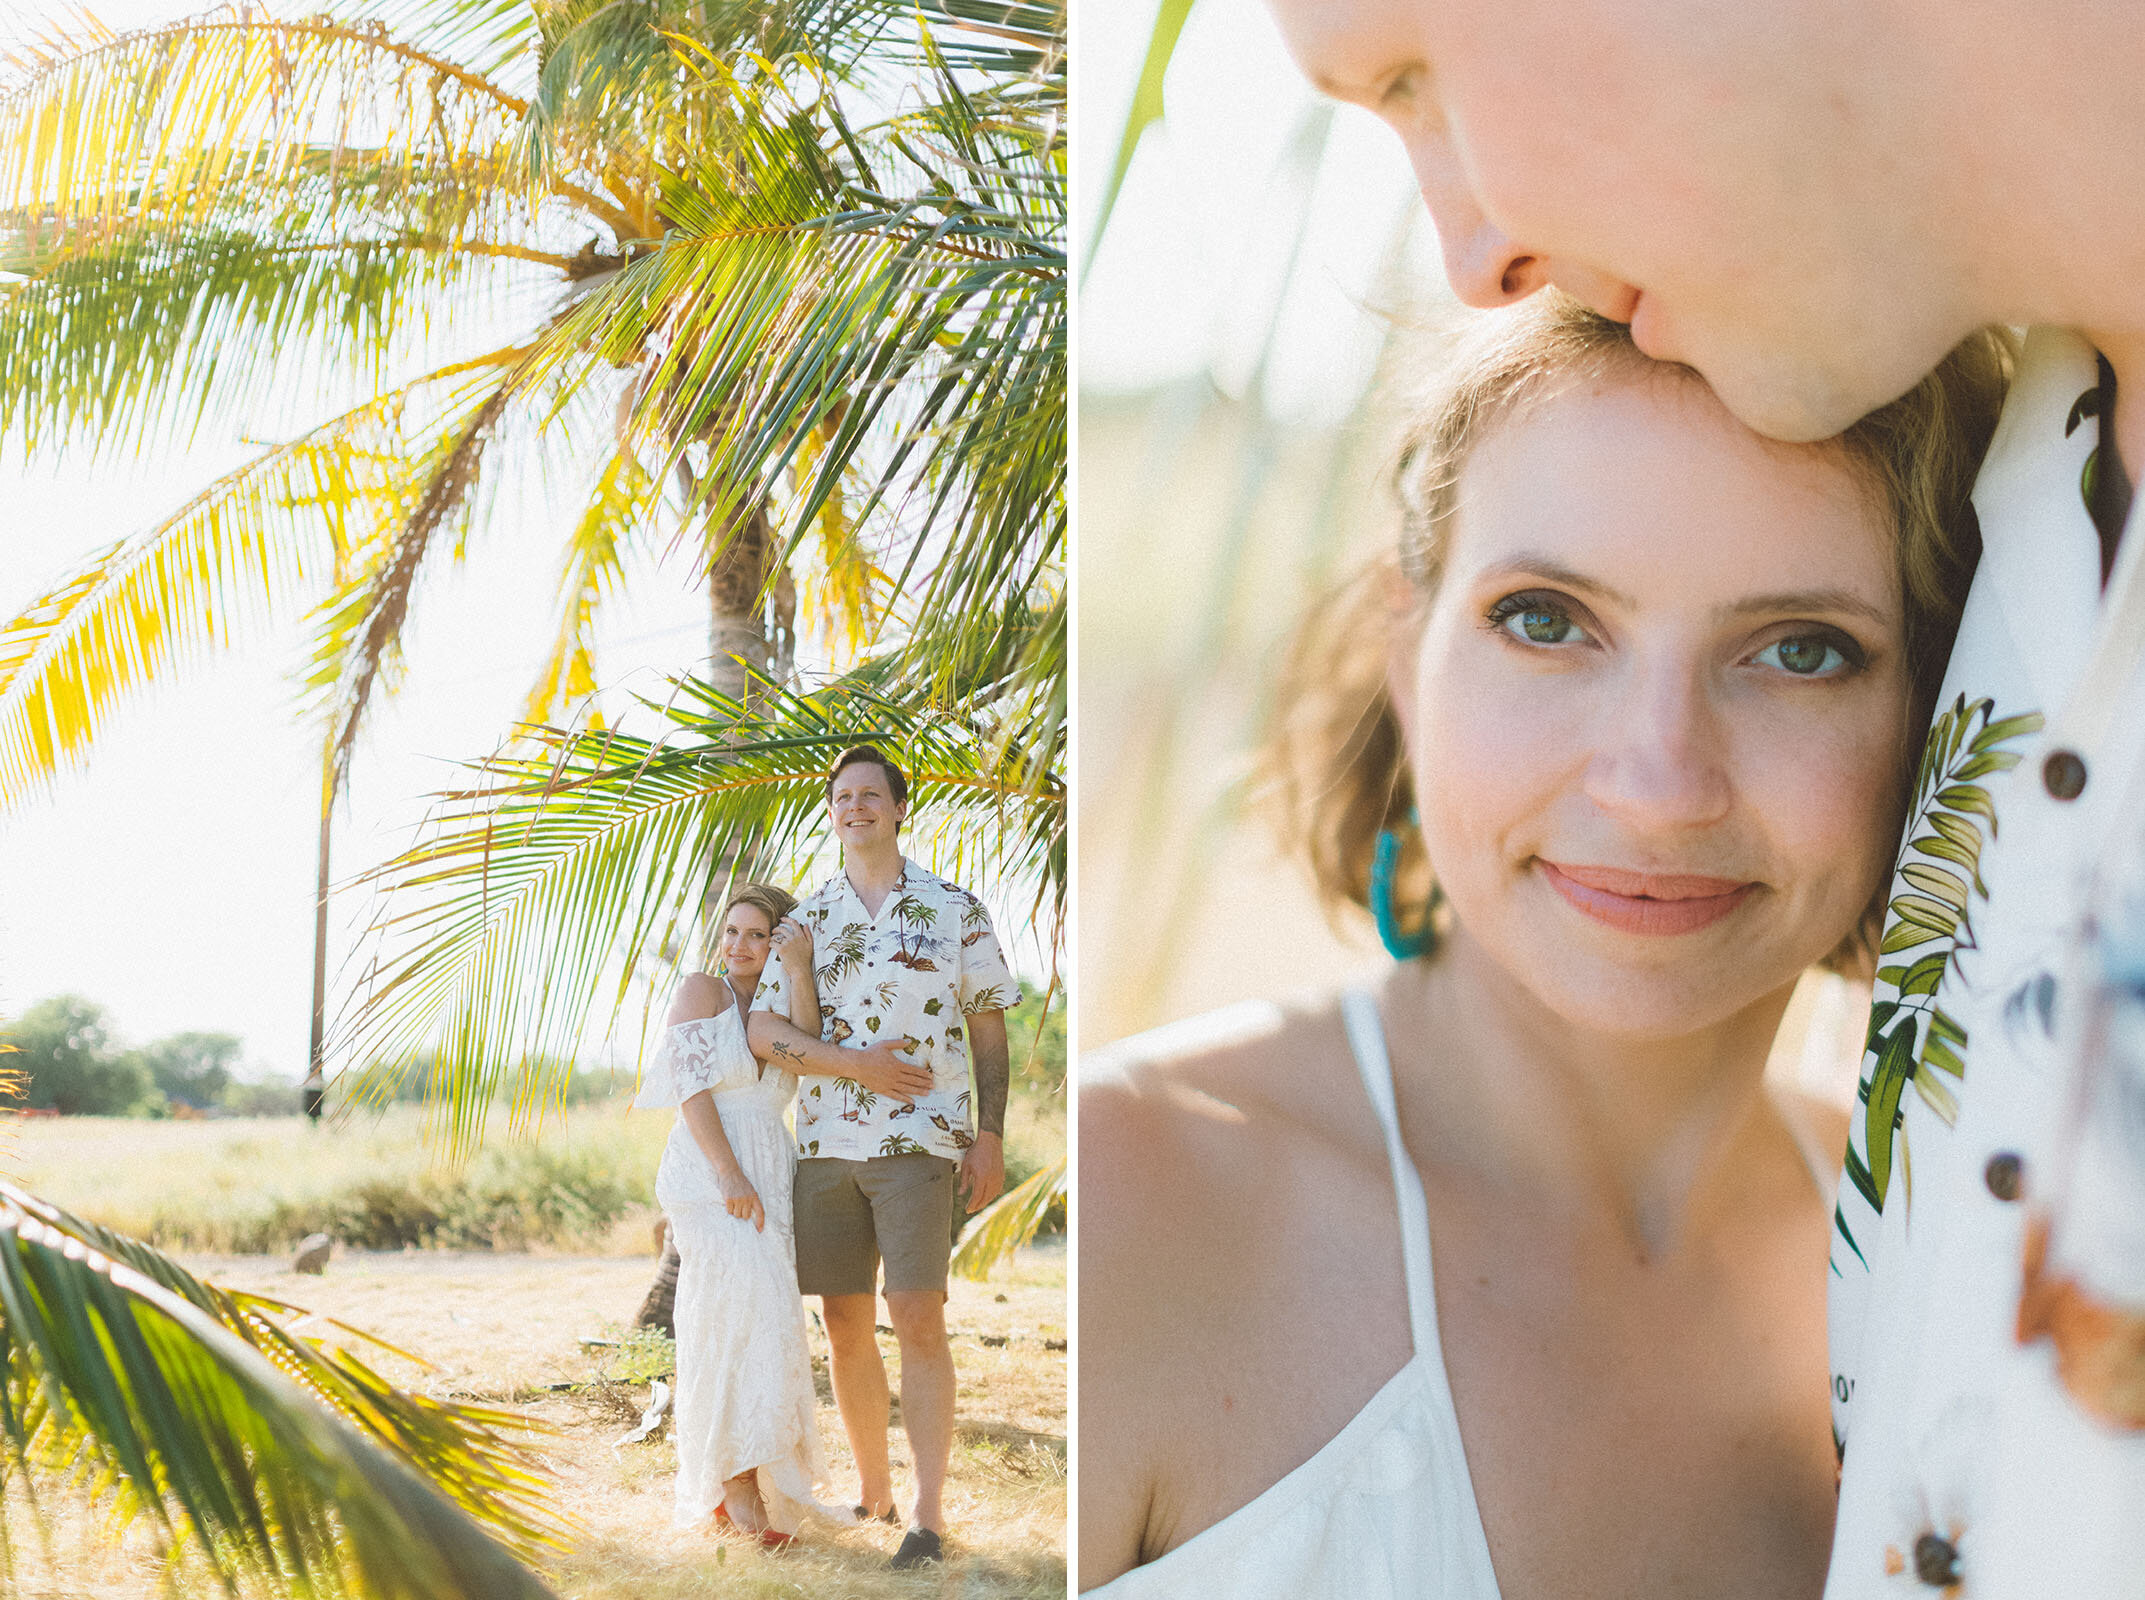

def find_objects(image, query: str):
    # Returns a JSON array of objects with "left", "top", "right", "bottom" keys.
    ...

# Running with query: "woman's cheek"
[
  {"left": 1735, "top": 683, "right": 1908, "bottom": 911},
  {"left": 1411, "top": 634, "right": 1588, "bottom": 885}
]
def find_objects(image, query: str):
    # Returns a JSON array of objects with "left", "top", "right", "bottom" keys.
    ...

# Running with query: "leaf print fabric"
[
  {"left": 1826, "top": 328, "right": 2145, "bottom": 1600},
  {"left": 755, "top": 860, "right": 1017, "bottom": 1162},
  {"left": 1836, "top": 696, "right": 2041, "bottom": 1249}
]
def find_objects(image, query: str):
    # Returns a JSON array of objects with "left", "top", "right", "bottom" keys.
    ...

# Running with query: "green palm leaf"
[
  {"left": 951, "top": 1153, "right": 1063, "bottom": 1280},
  {"left": 0, "top": 1181, "right": 562, "bottom": 1596},
  {"left": 0, "top": 351, "right": 521, "bottom": 806}
]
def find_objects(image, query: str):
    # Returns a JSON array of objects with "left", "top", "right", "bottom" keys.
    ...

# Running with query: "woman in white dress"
[{"left": 639, "top": 882, "right": 834, "bottom": 1542}]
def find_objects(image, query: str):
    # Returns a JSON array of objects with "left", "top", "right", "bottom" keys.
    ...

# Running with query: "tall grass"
[{"left": 8, "top": 1086, "right": 1064, "bottom": 1255}]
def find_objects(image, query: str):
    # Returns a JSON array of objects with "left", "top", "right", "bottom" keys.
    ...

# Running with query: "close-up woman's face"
[
  {"left": 718, "top": 904, "right": 776, "bottom": 983},
  {"left": 1401, "top": 370, "right": 1913, "bottom": 1037}
]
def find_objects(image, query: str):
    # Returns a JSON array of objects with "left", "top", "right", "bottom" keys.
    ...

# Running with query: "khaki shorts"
[{"left": 794, "top": 1152, "right": 957, "bottom": 1298}]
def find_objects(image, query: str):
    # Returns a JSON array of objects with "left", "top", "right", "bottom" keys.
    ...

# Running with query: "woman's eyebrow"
[
  {"left": 1479, "top": 555, "right": 1636, "bottom": 607},
  {"left": 1722, "top": 588, "right": 1891, "bottom": 626}
]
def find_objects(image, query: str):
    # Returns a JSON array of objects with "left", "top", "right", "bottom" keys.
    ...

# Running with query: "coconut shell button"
[
  {"left": 2043, "top": 749, "right": 2087, "bottom": 799},
  {"left": 1984, "top": 1151, "right": 2024, "bottom": 1201}
]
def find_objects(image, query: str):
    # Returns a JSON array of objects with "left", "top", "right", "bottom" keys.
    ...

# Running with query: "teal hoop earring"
[{"left": 1369, "top": 816, "right": 1439, "bottom": 961}]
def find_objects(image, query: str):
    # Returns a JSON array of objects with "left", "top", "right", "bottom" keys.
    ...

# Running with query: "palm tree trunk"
[
  {"left": 634, "top": 1228, "right": 680, "bottom": 1336},
  {"left": 304, "top": 741, "right": 332, "bottom": 1121},
  {"left": 706, "top": 497, "right": 779, "bottom": 700}
]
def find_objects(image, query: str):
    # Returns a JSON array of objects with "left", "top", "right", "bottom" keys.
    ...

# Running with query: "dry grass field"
[{"left": 0, "top": 1093, "right": 1065, "bottom": 1255}]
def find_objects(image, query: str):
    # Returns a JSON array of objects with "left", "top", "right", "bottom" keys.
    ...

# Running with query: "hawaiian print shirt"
[
  {"left": 755, "top": 860, "right": 1018, "bottom": 1163},
  {"left": 1827, "top": 328, "right": 2145, "bottom": 1597}
]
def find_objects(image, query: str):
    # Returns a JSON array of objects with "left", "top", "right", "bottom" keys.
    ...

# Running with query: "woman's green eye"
[
  {"left": 1504, "top": 608, "right": 1574, "bottom": 645},
  {"left": 1758, "top": 636, "right": 1847, "bottom": 676}
]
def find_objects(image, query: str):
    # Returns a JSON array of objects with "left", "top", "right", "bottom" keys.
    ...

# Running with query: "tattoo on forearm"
[
  {"left": 771, "top": 1039, "right": 805, "bottom": 1065},
  {"left": 976, "top": 1047, "right": 1008, "bottom": 1139}
]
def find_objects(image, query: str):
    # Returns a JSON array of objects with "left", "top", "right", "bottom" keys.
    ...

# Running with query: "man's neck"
[{"left": 844, "top": 846, "right": 906, "bottom": 913}]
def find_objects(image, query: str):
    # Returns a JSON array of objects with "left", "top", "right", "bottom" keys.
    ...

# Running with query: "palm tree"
[
  {"left": 0, "top": 0, "right": 1062, "bottom": 1096},
  {"left": 0, "top": 0, "right": 1062, "bottom": 1573}
]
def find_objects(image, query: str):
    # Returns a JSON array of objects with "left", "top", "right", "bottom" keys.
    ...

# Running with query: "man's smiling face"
[
  {"left": 830, "top": 760, "right": 906, "bottom": 854},
  {"left": 1262, "top": 0, "right": 1979, "bottom": 442}
]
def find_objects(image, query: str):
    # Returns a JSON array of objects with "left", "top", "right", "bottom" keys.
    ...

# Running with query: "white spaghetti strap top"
[{"left": 1085, "top": 992, "right": 1506, "bottom": 1599}]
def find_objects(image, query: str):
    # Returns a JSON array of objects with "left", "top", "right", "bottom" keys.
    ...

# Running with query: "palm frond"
[
  {"left": 0, "top": 351, "right": 518, "bottom": 807},
  {"left": 0, "top": 3, "right": 627, "bottom": 456},
  {"left": 0, "top": 7, "right": 529, "bottom": 222},
  {"left": 0, "top": 169, "right": 556, "bottom": 456},
  {"left": 513, "top": 51, "right": 1064, "bottom": 769},
  {"left": 328, "top": 374, "right": 517, "bottom": 791},
  {"left": 1085, "top": 0, "right": 1192, "bottom": 267},
  {"left": 0, "top": 1181, "right": 563, "bottom": 1596},
  {"left": 950, "top": 1153, "right": 1063, "bottom": 1281},
  {"left": 334, "top": 666, "right": 1063, "bottom": 1156},
  {"left": 857, "top": 0, "right": 1064, "bottom": 98},
  {"left": 521, "top": 445, "right": 655, "bottom": 728},
  {"left": 785, "top": 403, "right": 889, "bottom": 656}
]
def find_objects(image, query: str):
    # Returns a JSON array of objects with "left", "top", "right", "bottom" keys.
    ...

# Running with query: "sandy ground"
[{"left": 4, "top": 1244, "right": 1066, "bottom": 1599}]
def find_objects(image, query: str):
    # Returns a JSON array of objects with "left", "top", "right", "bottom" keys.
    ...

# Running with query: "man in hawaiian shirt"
[
  {"left": 1260, "top": 1, "right": 2145, "bottom": 1591},
  {"left": 747, "top": 743, "right": 1017, "bottom": 1568}
]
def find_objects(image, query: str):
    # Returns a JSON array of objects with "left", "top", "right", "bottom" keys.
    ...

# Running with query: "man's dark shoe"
[
  {"left": 854, "top": 1503, "right": 901, "bottom": 1527},
  {"left": 887, "top": 1527, "right": 944, "bottom": 1569}
]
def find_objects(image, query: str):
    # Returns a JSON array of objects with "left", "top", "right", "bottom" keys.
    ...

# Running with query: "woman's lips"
[{"left": 1537, "top": 860, "right": 1756, "bottom": 936}]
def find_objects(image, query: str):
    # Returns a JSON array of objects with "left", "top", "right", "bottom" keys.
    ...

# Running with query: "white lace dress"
[{"left": 637, "top": 1007, "right": 835, "bottom": 1533}]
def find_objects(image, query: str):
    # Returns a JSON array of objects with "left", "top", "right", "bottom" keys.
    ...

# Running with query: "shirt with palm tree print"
[{"left": 755, "top": 860, "right": 1018, "bottom": 1162}]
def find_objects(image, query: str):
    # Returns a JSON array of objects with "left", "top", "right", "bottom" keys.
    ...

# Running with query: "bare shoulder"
[
  {"left": 1078, "top": 996, "right": 1399, "bottom": 1579},
  {"left": 1080, "top": 997, "right": 1372, "bottom": 1240},
  {"left": 665, "top": 972, "right": 732, "bottom": 1026},
  {"left": 1775, "top": 1086, "right": 1850, "bottom": 1170}
]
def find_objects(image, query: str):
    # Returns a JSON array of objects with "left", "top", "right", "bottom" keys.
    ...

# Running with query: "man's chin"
[
  {"left": 1701, "top": 357, "right": 1898, "bottom": 443},
  {"left": 1677, "top": 325, "right": 1949, "bottom": 443}
]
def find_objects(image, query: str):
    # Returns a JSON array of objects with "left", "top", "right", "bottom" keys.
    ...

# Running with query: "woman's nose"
[{"left": 1582, "top": 674, "right": 1732, "bottom": 830}]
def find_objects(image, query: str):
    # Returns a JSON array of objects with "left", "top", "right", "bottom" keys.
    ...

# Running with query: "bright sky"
[
  {"left": 1078, "top": 0, "right": 1432, "bottom": 423},
  {"left": 0, "top": 0, "right": 1054, "bottom": 1081}
]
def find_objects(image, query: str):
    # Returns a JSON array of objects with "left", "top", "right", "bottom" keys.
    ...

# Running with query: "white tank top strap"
[{"left": 1339, "top": 989, "right": 1441, "bottom": 1364}]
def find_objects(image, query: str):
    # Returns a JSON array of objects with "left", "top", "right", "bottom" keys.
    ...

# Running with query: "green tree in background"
[
  {"left": 3, "top": 993, "right": 153, "bottom": 1114},
  {"left": 142, "top": 1029, "right": 243, "bottom": 1108}
]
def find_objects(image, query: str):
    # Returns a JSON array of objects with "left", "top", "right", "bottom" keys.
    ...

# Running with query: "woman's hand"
[
  {"left": 771, "top": 916, "right": 814, "bottom": 977},
  {"left": 715, "top": 1164, "right": 765, "bottom": 1232}
]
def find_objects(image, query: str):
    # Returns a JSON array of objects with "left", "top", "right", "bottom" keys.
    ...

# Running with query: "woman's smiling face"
[
  {"left": 1402, "top": 370, "right": 1912, "bottom": 1037},
  {"left": 718, "top": 903, "right": 776, "bottom": 984}
]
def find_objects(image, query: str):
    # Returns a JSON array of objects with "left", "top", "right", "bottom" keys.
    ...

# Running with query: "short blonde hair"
[
  {"left": 721, "top": 882, "right": 796, "bottom": 935},
  {"left": 1266, "top": 296, "right": 2013, "bottom": 971}
]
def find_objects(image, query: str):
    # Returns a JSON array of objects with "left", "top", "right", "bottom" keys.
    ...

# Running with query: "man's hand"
[
  {"left": 958, "top": 1130, "right": 1005, "bottom": 1214},
  {"left": 845, "top": 1039, "right": 934, "bottom": 1105}
]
